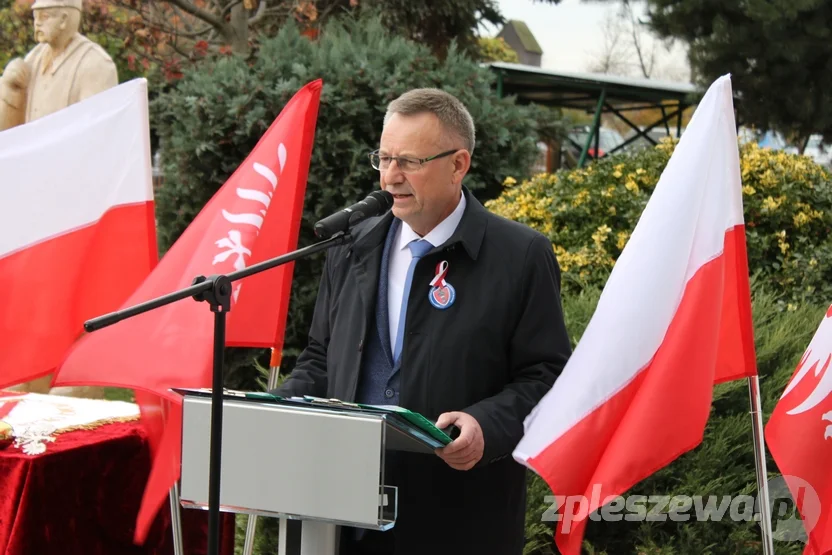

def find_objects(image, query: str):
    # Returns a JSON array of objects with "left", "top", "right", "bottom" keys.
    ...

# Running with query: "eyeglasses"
[{"left": 368, "top": 149, "right": 458, "bottom": 173}]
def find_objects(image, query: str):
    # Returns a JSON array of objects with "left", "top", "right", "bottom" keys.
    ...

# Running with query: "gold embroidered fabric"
[{"left": 0, "top": 392, "right": 140, "bottom": 455}]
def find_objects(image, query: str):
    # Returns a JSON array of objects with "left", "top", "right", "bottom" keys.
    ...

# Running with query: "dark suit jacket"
[{"left": 274, "top": 187, "right": 572, "bottom": 555}]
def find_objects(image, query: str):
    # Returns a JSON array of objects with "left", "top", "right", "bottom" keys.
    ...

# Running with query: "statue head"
[{"left": 32, "top": 0, "right": 82, "bottom": 47}]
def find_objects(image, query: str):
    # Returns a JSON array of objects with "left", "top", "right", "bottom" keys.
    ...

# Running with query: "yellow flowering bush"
[{"left": 487, "top": 140, "right": 832, "bottom": 301}]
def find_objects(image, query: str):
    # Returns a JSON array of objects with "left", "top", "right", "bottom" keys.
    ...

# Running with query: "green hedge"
[
  {"left": 151, "top": 15, "right": 558, "bottom": 383},
  {"left": 487, "top": 140, "right": 832, "bottom": 308}
]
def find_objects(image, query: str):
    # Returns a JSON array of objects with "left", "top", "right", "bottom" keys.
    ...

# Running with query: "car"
[
  {"left": 623, "top": 127, "right": 682, "bottom": 150},
  {"left": 565, "top": 125, "right": 626, "bottom": 160},
  {"left": 803, "top": 134, "right": 832, "bottom": 168}
]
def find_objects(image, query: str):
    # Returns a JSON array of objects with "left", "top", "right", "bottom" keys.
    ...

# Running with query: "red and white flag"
[
  {"left": 53, "top": 79, "right": 322, "bottom": 542},
  {"left": 0, "top": 79, "right": 157, "bottom": 389},
  {"left": 765, "top": 307, "right": 832, "bottom": 555},
  {"left": 512, "top": 75, "right": 757, "bottom": 554}
]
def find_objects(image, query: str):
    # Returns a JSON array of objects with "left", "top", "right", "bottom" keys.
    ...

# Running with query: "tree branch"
[
  {"left": 248, "top": 0, "right": 268, "bottom": 25},
  {"left": 165, "top": 39, "right": 194, "bottom": 60},
  {"left": 166, "top": 0, "right": 227, "bottom": 32},
  {"left": 222, "top": 0, "right": 244, "bottom": 17},
  {"left": 165, "top": 4, "right": 216, "bottom": 37},
  {"left": 625, "top": 2, "right": 650, "bottom": 78},
  {"left": 318, "top": 0, "right": 349, "bottom": 25},
  {"left": 171, "top": 4, "right": 197, "bottom": 33}
]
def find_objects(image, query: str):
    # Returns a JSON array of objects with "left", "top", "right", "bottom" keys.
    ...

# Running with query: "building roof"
[
  {"left": 502, "top": 20, "right": 543, "bottom": 55},
  {"left": 486, "top": 61, "right": 699, "bottom": 107}
]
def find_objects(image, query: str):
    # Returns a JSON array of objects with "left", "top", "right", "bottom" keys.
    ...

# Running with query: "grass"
[{"left": 103, "top": 387, "right": 135, "bottom": 402}]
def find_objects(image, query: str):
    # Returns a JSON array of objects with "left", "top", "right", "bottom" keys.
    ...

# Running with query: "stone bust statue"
[{"left": 0, "top": 0, "right": 118, "bottom": 131}]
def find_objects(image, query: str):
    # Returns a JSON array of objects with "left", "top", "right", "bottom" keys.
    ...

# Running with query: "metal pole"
[
  {"left": 278, "top": 518, "right": 289, "bottom": 555},
  {"left": 300, "top": 521, "right": 337, "bottom": 555},
  {"left": 242, "top": 514, "right": 258, "bottom": 555},
  {"left": 266, "top": 348, "right": 282, "bottom": 390},
  {"left": 207, "top": 305, "right": 229, "bottom": 555},
  {"left": 676, "top": 103, "right": 684, "bottom": 138},
  {"left": 578, "top": 89, "right": 606, "bottom": 168},
  {"left": 162, "top": 399, "right": 185, "bottom": 555},
  {"left": 243, "top": 348, "right": 283, "bottom": 555},
  {"left": 748, "top": 375, "right": 775, "bottom": 555},
  {"left": 660, "top": 105, "right": 671, "bottom": 136},
  {"left": 168, "top": 482, "right": 185, "bottom": 555}
]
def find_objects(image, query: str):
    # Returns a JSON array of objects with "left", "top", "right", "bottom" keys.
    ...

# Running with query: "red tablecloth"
[{"left": 0, "top": 420, "right": 235, "bottom": 555}]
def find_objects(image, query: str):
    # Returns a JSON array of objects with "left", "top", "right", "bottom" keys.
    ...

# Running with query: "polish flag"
[
  {"left": 52, "top": 79, "right": 322, "bottom": 543},
  {"left": 765, "top": 306, "right": 832, "bottom": 555},
  {"left": 512, "top": 75, "right": 757, "bottom": 554},
  {"left": 0, "top": 79, "right": 157, "bottom": 389}
]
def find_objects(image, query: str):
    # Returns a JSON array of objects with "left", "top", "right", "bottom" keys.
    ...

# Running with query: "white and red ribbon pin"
[{"left": 428, "top": 261, "right": 456, "bottom": 309}]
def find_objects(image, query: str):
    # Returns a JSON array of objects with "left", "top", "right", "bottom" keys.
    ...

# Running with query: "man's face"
[
  {"left": 33, "top": 8, "right": 67, "bottom": 45},
  {"left": 378, "top": 112, "right": 468, "bottom": 235}
]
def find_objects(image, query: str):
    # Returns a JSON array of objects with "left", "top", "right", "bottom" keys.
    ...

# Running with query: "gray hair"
[{"left": 384, "top": 88, "right": 476, "bottom": 155}]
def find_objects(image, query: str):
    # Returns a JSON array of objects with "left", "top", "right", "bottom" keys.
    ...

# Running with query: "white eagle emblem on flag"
[{"left": 781, "top": 305, "right": 832, "bottom": 440}]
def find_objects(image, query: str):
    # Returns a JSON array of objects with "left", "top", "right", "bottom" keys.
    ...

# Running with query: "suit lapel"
[
  {"left": 375, "top": 219, "right": 400, "bottom": 366},
  {"left": 351, "top": 212, "right": 394, "bottom": 354}
]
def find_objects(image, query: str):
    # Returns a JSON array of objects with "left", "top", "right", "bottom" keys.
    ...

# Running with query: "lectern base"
[{"left": 300, "top": 521, "right": 337, "bottom": 555}]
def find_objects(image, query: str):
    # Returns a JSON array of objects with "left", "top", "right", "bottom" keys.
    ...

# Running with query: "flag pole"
[
  {"left": 168, "top": 483, "right": 185, "bottom": 555},
  {"left": 748, "top": 375, "right": 775, "bottom": 554},
  {"left": 242, "top": 514, "right": 258, "bottom": 555},
  {"left": 162, "top": 399, "right": 185, "bottom": 555},
  {"left": 266, "top": 347, "right": 282, "bottom": 392},
  {"left": 242, "top": 348, "right": 283, "bottom": 555}
]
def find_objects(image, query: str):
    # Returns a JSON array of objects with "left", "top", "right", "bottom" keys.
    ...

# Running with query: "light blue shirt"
[{"left": 387, "top": 192, "right": 466, "bottom": 350}]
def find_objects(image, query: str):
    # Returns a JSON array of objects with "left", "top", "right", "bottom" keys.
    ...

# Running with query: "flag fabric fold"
[
  {"left": 0, "top": 79, "right": 157, "bottom": 389},
  {"left": 765, "top": 306, "right": 832, "bottom": 555},
  {"left": 53, "top": 79, "right": 323, "bottom": 542},
  {"left": 512, "top": 75, "right": 757, "bottom": 554}
]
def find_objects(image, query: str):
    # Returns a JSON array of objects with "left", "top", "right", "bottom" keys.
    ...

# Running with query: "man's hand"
[
  {"left": 434, "top": 411, "right": 484, "bottom": 471},
  {"left": 2, "top": 59, "right": 30, "bottom": 91}
]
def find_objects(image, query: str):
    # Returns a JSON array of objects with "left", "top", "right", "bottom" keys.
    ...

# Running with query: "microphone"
[{"left": 314, "top": 190, "right": 394, "bottom": 239}]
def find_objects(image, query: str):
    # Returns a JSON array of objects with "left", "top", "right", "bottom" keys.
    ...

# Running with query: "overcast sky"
[{"left": 480, "top": 0, "right": 691, "bottom": 82}]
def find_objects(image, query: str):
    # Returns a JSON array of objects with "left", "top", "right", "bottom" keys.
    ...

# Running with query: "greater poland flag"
[
  {"left": 513, "top": 75, "right": 757, "bottom": 554},
  {"left": 0, "top": 79, "right": 157, "bottom": 388},
  {"left": 765, "top": 307, "right": 832, "bottom": 555}
]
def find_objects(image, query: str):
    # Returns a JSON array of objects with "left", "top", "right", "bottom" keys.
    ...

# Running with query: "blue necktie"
[{"left": 393, "top": 239, "right": 433, "bottom": 363}]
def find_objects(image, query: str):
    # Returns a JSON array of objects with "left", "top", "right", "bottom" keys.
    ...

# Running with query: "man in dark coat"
[{"left": 273, "top": 88, "right": 572, "bottom": 555}]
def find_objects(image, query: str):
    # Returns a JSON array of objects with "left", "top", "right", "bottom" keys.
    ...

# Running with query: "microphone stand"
[{"left": 84, "top": 231, "right": 353, "bottom": 555}]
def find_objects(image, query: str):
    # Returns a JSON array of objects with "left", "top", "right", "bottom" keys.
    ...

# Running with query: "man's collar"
[
  {"left": 350, "top": 210, "right": 394, "bottom": 260},
  {"left": 396, "top": 191, "right": 467, "bottom": 251},
  {"left": 440, "top": 186, "right": 487, "bottom": 261},
  {"left": 350, "top": 185, "right": 487, "bottom": 261}
]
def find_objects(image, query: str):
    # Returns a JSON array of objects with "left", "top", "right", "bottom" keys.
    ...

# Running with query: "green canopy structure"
[{"left": 486, "top": 62, "right": 701, "bottom": 167}]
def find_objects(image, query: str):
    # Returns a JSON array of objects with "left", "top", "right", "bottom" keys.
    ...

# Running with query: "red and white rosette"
[{"left": 428, "top": 261, "right": 455, "bottom": 309}]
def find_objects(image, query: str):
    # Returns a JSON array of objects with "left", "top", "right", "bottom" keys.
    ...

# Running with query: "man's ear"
[
  {"left": 59, "top": 10, "right": 69, "bottom": 30},
  {"left": 451, "top": 149, "right": 472, "bottom": 185}
]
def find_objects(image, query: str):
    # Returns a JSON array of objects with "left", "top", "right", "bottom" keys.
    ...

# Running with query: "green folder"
[
  {"left": 240, "top": 392, "right": 452, "bottom": 446},
  {"left": 355, "top": 403, "right": 453, "bottom": 445},
  {"left": 244, "top": 391, "right": 281, "bottom": 401}
]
